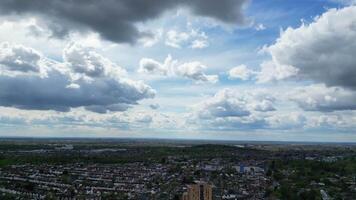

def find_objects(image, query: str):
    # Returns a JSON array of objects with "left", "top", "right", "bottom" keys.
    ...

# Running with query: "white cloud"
[
  {"left": 258, "top": 6, "right": 356, "bottom": 89},
  {"left": 165, "top": 28, "right": 209, "bottom": 49},
  {"left": 195, "top": 89, "right": 251, "bottom": 119},
  {"left": 165, "top": 30, "right": 190, "bottom": 48},
  {"left": 267, "top": 112, "right": 307, "bottom": 129},
  {"left": 138, "top": 55, "right": 218, "bottom": 83},
  {"left": 0, "top": 42, "right": 42, "bottom": 73},
  {"left": 138, "top": 55, "right": 176, "bottom": 75},
  {"left": 138, "top": 58, "right": 167, "bottom": 75},
  {"left": 228, "top": 64, "right": 255, "bottom": 80},
  {"left": 191, "top": 39, "right": 209, "bottom": 49},
  {"left": 267, "top": 110, "right": 356, "bottom": 131},
  {"left": 255, "top": 23, "right": 266, "bottom": 31},
  {"left": 289, "top": 84, "right": 356, "bottom": 112},
  {"left": 0, "top": 106, "right": 157, "bottom": 130},
  {"left": 250, "top": 98, "right": 276, "bottom": 112},
  {"left": 188, "top": 88, "right": 276, "bottom": 130},
  {"left": 257, "top": 61, "right": 298, "bottom": 83},
  {"left": 176, "top": 61, "right": 218, "bottom": 83},
  {"left": 309, "top": 112, "right": 356, "bottom": 129},
  {"left": 63, "top": 43, "right": 126, "bottom": 78},
  {"left": 187, "top": 87, "right": 356, "bottom": 132}
]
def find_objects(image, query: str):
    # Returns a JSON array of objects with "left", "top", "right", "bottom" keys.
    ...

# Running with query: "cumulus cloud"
[
  {"left": 250, "top": 98, "right": 276, "bottom": 112},
  {"left": 0, "top": 42, "right": 42, "bottom": 73},
  {"left": 0, "top": 42, "right": 155, "bottom": 113},
  {"left": 138, "top": 55, "right": 176, "bottom": 75},
  {"left": 176, "top": 62, "right": 218, "bottom": 83},
  {"left": 0, "top": 0, "right": 248, "bottom": 44},
  {"left": 138, "top": 55, "right": 218, "bottom": 83},
  {"left": 165, "top": 29, "right": 209, "bottom": 49},
  {"left": 256, "top": 61, "right": 298, "bottom": 83},
  {"left": 187, "top": 87, "right": 356, "bottom": 132},
  {"left": 196, "top": 89, "right": 251, "bottom": 119},
  {"left": 290, "top": 84, "right": 356, "bottom": 112},
  {"left": 228, "top": 64, "right": 255, "bottom": 80},
  {"left": 258, "top": 6, "right": 356, "bottom": 88},
  {"left": 195, "top": 89, "right": 276, "bottom": 118},
  {"left": 189, "top": 88, "right": 276, "bottom": 130},
  {"left": 63, "top": 43, "right": 126, "bottom": 78},
  {"left": 165, "top": 30, "right": 190, "bottom": 48}
]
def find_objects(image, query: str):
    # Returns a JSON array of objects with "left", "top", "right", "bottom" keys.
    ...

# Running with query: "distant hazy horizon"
[
  {"left": 0, "top": 135, "right": 356, "bottom": 144},
  {"left": 0, "top": 0, "right": 355, "bottom": 142}
]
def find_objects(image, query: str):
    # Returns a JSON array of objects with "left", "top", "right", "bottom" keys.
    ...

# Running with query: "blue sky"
[{"left": 0, "top": 0, "right": 355, "bottom": 142}]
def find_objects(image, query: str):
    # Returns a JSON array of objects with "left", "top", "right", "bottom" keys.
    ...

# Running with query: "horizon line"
[{"left": 0, "top": 136, "right": 355, "bottom": 144}]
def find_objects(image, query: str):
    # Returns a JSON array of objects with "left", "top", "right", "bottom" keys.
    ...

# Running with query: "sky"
[{"left": 0, "top": 0, "right": 355, "bottom": 142}]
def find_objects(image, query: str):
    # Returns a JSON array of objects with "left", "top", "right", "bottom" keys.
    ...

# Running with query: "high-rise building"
[{"left": 182, "top": 182, "right": 212, "bottom": 200}]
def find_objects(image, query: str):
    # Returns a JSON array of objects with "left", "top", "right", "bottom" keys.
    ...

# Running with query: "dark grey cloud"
[
  {"left": 0, "top": 42, "right": 155, "bottom": 113},
  {"left": 0, "top": 0, "right": 248, "bottom": 44},
  {"left": 186, "top": 0, "right": 248, "bottom": 24},
  {"left": 0, "top": 69, "right": 154, "bottom": 112}
]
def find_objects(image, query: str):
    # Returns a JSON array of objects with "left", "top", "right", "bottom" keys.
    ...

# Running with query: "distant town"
[{"left": 0, "top": 138, "right": 355, "bottom": 199}]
